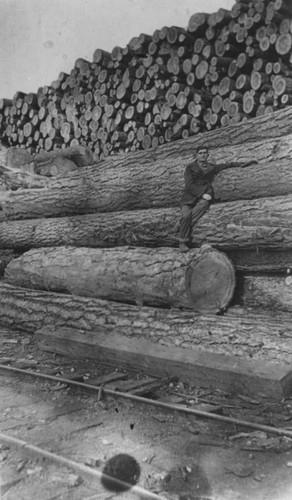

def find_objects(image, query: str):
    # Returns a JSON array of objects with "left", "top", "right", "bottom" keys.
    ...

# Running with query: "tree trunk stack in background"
[
  {"left": 0, "top": 1, "right": 291, "bottom": 383},
  {"left": 0, "top": 0, "right": 291, "bottom": 160}
]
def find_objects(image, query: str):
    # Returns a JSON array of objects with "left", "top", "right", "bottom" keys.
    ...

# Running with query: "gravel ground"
[{"left": 0, "top": 326, "right": 292, "bottom": 500}]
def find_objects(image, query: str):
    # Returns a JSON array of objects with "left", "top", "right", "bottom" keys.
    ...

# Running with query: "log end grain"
[{"left": 185, "top": 245, "right": 236, "bottom": 313}]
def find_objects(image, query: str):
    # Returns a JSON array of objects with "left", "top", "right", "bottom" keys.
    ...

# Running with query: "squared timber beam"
[{"left": 35, "top": 326, "right": 292, "bottom": 400}]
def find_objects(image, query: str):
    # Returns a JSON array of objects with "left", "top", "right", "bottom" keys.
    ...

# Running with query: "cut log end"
[{"left": 185, "top": 245, "right": 236, "bottom": 313}]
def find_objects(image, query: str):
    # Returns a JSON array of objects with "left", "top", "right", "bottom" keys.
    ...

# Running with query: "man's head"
[
  {"left": 197, "top": 146, "right": 208, "bottom": 159},
  {"left": 196, "top": 146, "right": 209, "bottom": 171}
]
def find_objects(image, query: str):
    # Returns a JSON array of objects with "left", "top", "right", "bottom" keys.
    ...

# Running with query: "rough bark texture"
[
  {"left": 213, "top": 158, "right": 292, "bottom": 202},
  {"left": 5, "top": 246, "right": 291, "bottom": 313},
  {"left": 124, "top": 106, "right": 292, "bottom": 156},
  {"left": 0, "top": 195, "right": 291, "bottom": 251},
  {"left": 5, "top": 147, "right": 31, "bottom": 168},
  {"left": 227, "top": 250, "right": 292, "bottom": 274},
  {"left": 1, "top": 134, "right": 292, "bottom": 220},
  {"left": 0, "top": 164, "right": 50, "bottom": 191},
  {"left": 4, "top": 245, "right": 236, "bottom": 312},
  {"left": 0, "top": 249, "right": 20, "bottom": 276},
  {"left": 32, "top": 145, "right": 94, "bottom": 168},
  {"left": 0, "top": 283, "right": 291, "bottom": 365},
  {"left": 242, "top": 276, "right": 292, "bottom": 313}
]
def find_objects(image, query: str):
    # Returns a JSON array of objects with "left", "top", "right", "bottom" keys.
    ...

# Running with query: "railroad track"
[
  {"left": 0, "top": 360, "right": 176, "bottom": 500},
  {"left": 0, "top": 342, "right": 292, "bottom": 500},
  {"left": 1, "top": 363, "right": 292, "bottom": 438}
]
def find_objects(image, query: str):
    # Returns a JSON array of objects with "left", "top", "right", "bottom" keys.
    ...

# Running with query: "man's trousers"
[{"left": 178, "top": 198, "right": 210, "bottom": 243}]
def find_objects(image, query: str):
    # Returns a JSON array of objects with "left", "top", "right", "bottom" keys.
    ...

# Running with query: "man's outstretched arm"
[{"left": 214, "top": 159, "right": 258, "bottom": 174}]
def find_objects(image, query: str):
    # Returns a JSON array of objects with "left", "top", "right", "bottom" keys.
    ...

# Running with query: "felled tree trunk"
[
  {"left": 0, "top": 164, "right": 51, "bottom": 190},
  {"left": 140, "top": 105, "right": 292, "bottom": 155},
  {"left": 0, "top": 283, "right": 291, "bottom": 364},
  {"left": 0, "top": 195, "right": 291, "bottom": 251},
  {"left": 5, "top": 147, "right": 32, "bottom": 168},
  {"left": 4, "top": 245, "right": 236, "bottom": 312},
  {"left": 31, "top": 145, "right": 94, "bottom": 177},
  {"left": 227, "top": 250, "right": 292, "bottom": 274},
  {"left": 32, "top": 144, "right": 94, "bottom": 168},
  {"left": 6, "top": 246, "right": 291, "bottom": 313},
  {"left": 0, "top": 250, "right": 19, "bottom": 276},
  {"left": 242, "top": 276, "right": 292, "bottom": 313},
  {"left": 1, "top": 136, "right": 292, "bottom": 219}
]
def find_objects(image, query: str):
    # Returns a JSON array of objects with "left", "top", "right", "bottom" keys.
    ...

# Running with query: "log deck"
[
  {"left": 0, "top": 194, "right": 291, "bottom": 250},
  {"left": 4, "top": 245, "right": 237, "bottom": 313},
  {"left": 0, "top": 283, "right": 291, "bottom": 366},
  {"left": 0, "top": 134, "right": 292, "bottom": 220},
  {"left": 5, "top": 245, "right": 292, "bottom": 313}
]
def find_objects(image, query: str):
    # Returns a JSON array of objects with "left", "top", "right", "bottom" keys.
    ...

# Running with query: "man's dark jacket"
[
  {"left": 180, "top": 158, "right": 250, "bottom": 206},
  {"left": 181, "top": 159, "right": 221, "bottom": 206}
]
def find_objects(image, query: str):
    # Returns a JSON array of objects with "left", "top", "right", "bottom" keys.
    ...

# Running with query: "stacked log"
[
  {"left": 0, "top": 3, "right": 291, "bottom": 380},
  {"left": 0, "top": 282, "right": 291, "bottom": 364},
  {"left": 4, "top": 245, "right": 292, "bottom": 314},
  {"left": 0, "top": 0, "right": 291, "bottom": 160},
  {"left": 3, "top": 246, "right": 237, "bottom": 311},
  {"left": 1, "top": 108, "right": 292, "bottom": 325},
  {"left": 0, "top": 107, "right": 292, "bottom": 220}
]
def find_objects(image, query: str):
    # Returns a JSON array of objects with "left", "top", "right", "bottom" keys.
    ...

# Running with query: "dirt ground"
[{"left": 0, "top": 326, "right": 292, "bottom": 500}]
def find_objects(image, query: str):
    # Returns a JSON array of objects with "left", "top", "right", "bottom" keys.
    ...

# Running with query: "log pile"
[
  {"left": 0, "top": 106, "right": 291, "bottom": 220},
  {"left": 0, "top": 0, "right": 291, "bottom": 160},
  {"left": 0, "top": 107, "right": 291, "bottom": 344},
  {"left": 0, "top": 282, "right": 291, "bottom": 364},
  {"left": 0, "top": 2, "right": 291, "bottom": 395}
]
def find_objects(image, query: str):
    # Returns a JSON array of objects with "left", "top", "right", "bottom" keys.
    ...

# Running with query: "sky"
[{"left": 0, "top": 0, "right": 235, "bottom": 99}]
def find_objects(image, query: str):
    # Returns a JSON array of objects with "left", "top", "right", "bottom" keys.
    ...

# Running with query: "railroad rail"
[
  {"left": 1, "top": 363, "right": 292, "bottom": 438},
  {"left": 0, "top": 357, "right": 292, "bottom": 499}
]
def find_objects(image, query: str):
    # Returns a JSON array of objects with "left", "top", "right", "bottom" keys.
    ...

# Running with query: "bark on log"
[
  {"left": 242, "top": 276, "right": 292, "bottom": 313},
  {"left": 0, "top": 283, "right": 291, "bottom": 365},
  {"left": 132, "top": 106, "right": 292, "bottom": 155},
  {"left": 1, "top": 135, "right": 292, "bottom": 220},
  {"left": 0, "top": 195, "right": 291, "bottom": 251},
  {"left": 0, "top": 249, "right": 20, "bottom": 276},
  {"left": 5, "top": 147, "right": 32, "bottom": 168},
  {"left": 0, "top": 164, "right": 51, "bottom": 191},
  {"left": 227, "top": 249, "right": 292, "bottom": 274},
  {"left": 32, "top": 144, "right": 94, "bottom": 169},
  {"left": 34, "top": 156, "right": 79, "bottom": 177},
  {"left": 4, "top": 245, "right": 236, "bottom": 313}
]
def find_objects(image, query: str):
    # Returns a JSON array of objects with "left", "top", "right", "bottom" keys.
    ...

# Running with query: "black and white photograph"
[{"left": 0, "top": 0, "right": 291, "bottom": 498}]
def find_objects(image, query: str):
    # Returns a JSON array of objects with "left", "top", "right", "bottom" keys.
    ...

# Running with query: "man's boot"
[{"left": 179, "top": 242, "right": 190, "bottom": 253}]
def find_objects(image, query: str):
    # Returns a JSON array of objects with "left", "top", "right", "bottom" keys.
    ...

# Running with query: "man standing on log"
[{"left": 178, "top": 146, "right": 256, "bottom": 252}]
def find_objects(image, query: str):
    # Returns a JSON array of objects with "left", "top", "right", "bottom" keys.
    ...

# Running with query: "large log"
[
  {"left": 0, "top": 220, "right": 290, "bottom": 274},
  {"left": 1, "top": 134, "right": 292, "bottom": 220},
  {"left": 4, "top": 245, "right": 236, "bottom": 312},
  {"left": 0, "top": 283, "right": 291, "bottom": 365},
  {"left": 242, "top": 276, "right": 292, "bottom": 313},
  {"left": 5, "top": 146, "right": 32, "bottom": 168},
  {"left": 227, "top": 249, "right": 292, "bottom": 274},
  {"left": 98, "top": 105, "right": 292, "bottom": 157},
  {"left": 0, "top": 195, "right": 291, "bottom": 251},
  {"left": 0, "top": 164, "right": 51, "bottom": 190},
  {"left": 5, "top": 246, "right": 291, "bottom": 313},
  {"left": 32, "top": 144, "right": 94, "bottom": 169},
  {"left": 0, "top": 249, "right": 20, "bottom": 276},
  {"left": 36, "top": 326, "right": 292, "bottom": 399}
]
